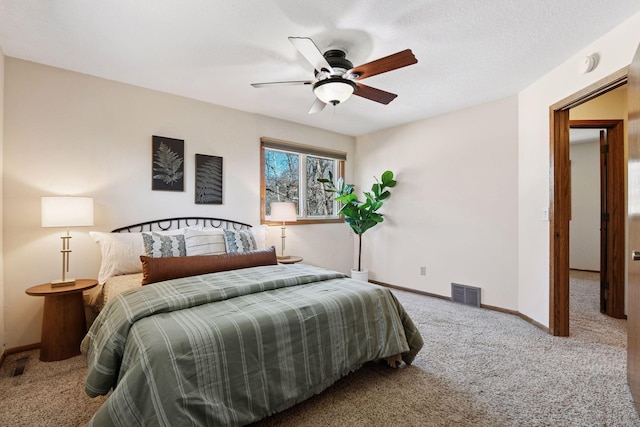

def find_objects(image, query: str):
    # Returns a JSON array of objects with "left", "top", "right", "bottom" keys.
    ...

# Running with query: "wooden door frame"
[
  {"left": 549, "top": 67, "right": 628, "bottom": 336},
  {"left": 569, "top": 119, "right": 626, "bottom": 318}
]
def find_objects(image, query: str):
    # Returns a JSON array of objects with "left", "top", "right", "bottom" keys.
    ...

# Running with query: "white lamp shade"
[
  {"left": 41, "top": 197, "right": 94, "bottom": 228},
  {"left": 313, "top": 79, "right": 356, "bottom": 105},
  {"left": 270, "top": 202, "right": 297, "bottom": 222}
]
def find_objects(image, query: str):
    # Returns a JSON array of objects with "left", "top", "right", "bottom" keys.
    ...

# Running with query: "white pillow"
[
  {"left": 155, "top": 227, "right": 188, "bottom": 236},
  {"left": 251, "top": 225, "right": 268, "bottom": 250},
  {"left": 90, "top": 232, "right": 145, "bottom": 284},
  {"left": 185, "top": 228, "right": 227, "bottom": 256}
]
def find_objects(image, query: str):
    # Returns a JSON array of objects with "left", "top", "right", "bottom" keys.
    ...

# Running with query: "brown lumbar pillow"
[{"left": 140, "top": 246, "right": 278, "bottom": 285}]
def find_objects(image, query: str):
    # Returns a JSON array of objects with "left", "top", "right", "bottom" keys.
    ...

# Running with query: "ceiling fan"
[{"left": 251, "top": 37, "right": 418, "bottom": 114}]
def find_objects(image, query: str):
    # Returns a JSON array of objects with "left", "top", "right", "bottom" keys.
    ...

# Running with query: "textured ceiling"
[{"left": 1, "top": 0, "right": 639, "bottom": 136}]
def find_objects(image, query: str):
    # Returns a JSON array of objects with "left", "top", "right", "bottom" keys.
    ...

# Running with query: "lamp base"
[
  {"left": 277, "top": 255, "right": 291, "bottom": 260},
  {"left": 51, "top": 278, "right": 76, "bottom": 288}
]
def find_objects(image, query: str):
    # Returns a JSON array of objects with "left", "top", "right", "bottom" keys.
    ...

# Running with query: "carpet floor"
[{"left": 0, "top": 271, "right": 637, "bottom": 426}]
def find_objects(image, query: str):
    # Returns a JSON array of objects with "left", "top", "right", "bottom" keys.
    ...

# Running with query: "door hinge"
[{"left": 602, "top": 213, "right": 610, "bottom": 222}]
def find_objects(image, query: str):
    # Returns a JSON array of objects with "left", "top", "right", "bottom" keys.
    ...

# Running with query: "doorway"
[
  {"left": 569, "top": 119, "right": 625, "bottom": 318},
  {"left": 549, "top": 67, "right": 628, "bottom": 337}
]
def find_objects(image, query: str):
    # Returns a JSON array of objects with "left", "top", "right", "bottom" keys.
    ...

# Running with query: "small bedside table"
[
  {"left": 278, "top": 256, "right": 303, "bottom": 264},
  {"left": 25, "top": 279, "right": 98, "bottom": 362}
]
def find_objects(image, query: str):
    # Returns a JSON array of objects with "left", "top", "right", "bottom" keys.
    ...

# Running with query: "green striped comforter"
[{"left": 81, "top": 264, "right": 423, "bottom": 426}]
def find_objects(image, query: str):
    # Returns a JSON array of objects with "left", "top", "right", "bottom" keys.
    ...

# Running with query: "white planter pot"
[{"left": 350, "top": 269, "right": 369, "bottom": 282}]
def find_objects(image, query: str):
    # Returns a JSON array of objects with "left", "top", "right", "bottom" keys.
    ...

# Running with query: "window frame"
[{"left": 260, "top": 137, "right": 346, "bottom": 226}]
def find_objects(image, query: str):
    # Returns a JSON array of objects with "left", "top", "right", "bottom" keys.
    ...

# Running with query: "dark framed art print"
[
  {"left": 152, "top": 135, "right": 184, "bottom": 191},
  {"left": 195, "top": 154, "right": 223, "bottom": 204}
]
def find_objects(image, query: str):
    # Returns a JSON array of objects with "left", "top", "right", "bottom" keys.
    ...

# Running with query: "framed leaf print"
[
  {"left": 152, "top": 136, "right": 184, "bottom": 191},
  {"left": 195, "top": 154, "right": 223, "bottom": 204}
]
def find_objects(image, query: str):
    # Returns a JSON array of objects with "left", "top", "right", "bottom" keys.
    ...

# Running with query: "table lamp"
[
  {"left": 270, "top": 202, "right": 297, "bottom": 259},
  {"left": 41, "top": 196, "right": 94, "bottom": 286}
]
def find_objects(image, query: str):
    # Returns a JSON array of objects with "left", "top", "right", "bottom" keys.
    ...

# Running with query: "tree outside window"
[
  {"left": 264, "top": 150, "right": 300, "bottom": 216},
  {"left": 261, "top": 139, "right": 345, "bottom": 224},
  {"left": 306, "top": 156, "right": 335, "bottom": 217}
]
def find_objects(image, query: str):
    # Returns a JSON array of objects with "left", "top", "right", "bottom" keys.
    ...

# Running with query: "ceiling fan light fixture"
[{"left": 313, "top": 78, "right": 357, "bottom": 105}]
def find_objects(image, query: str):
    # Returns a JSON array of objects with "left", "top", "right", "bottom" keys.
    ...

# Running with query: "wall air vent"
[{"left": 451, "top": 283, "right": 481, "bottom": 307}]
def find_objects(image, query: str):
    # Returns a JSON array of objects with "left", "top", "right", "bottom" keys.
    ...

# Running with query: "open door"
[
  {"left": 569, "top": 119, "right": 625, "bottom": 319},
  {"left": 628, "top": 42, "right": 640, "bottom": 411},
  {"left": 600, "top": 129, "right": 609, "bottom": 313}
]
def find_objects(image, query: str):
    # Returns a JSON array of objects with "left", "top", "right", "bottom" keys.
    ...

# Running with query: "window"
[{"left": 261, "top": 138, "right": 346, "bottom": 224}]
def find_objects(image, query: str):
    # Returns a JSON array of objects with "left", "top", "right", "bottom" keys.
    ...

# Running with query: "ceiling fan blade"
[
  {"left": 308, "top": 98, "right": 327, "bottom": 114},
  {"left": 288, "top": 37, "right": 334, "bottom": 74},
  {"left": 350, "top": 49, "right": 417, "bottom": 80},
  {"left": 354, "top": 83, "right": 397, "bottom": 105},
  {"left": 251, "top": 80, "right": 313, "bottom": 88}
]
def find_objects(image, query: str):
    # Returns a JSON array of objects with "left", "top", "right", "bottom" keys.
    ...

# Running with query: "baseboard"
[
  {"left": 370, "top": 280, "right": 451, "bottom": 301},
  {"left": 570, "top": 268, "right": 600, "bottom": 274},
  {"left": 514, "top": 312, "right": 550, "bottom": 333},
  {"left": 370, "top": 280, "right": 550, "bottom": 334},
  {"left": 0, "top": 343, "right": 40, "bottom": 368}
]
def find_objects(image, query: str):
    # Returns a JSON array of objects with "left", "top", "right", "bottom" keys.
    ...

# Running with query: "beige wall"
[
  {"left": 569, "top": 139, "right": 600, "bottom": 270},
  {"left": 353, "top": 10, "right": 640, "bottom": 322},
  {"left": 569, "top": 87, "right": 629, "bottom": 273},
  {"left": 355, "top": 96, "right": 520, "bottom": 310},
  {"left": 518, "top": 10, "right": 640, "bottom": 326},
  {"left": 3, "top": 58, "right": 355, "bottom": 348},
  {"left": 571, "top": 85, "right": 628, "bottom": 124},
  {"left": 0, "top": 50, "right": 5, "bottom": 354}
]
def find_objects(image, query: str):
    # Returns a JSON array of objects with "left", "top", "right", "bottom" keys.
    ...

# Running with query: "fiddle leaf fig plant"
[{"left": 319, "top": 170, "right": 397, "bottom": 271}]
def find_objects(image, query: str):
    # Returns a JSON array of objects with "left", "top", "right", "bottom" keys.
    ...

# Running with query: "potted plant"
[{"left": 319, "top": 170, "right": 396, "bottom": 281}]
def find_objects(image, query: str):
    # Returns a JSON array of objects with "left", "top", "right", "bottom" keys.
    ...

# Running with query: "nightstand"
[
  {"left": 25, "top": 279, "right": 98, "bottom": 362},
  {"left": 278, "top": 256, "right": 303, "bottom": 264}
]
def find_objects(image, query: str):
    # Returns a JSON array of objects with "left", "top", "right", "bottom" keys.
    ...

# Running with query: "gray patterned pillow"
[
  {"left": 142, "top": 232, "right": 186, "bottom": 258},
  {"left": 223, "top": 229, "right": 257, "bottom": 253}
]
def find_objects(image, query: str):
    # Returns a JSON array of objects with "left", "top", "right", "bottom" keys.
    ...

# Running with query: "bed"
[
  {"left": 81, "top": 217, "right": 424, "bottom": 426},
  {"left": 84, "top": 217, "right": 259, "bottom": 317}
]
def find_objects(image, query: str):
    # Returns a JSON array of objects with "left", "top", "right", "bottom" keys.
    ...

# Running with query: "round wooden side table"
[
  {"left": 278, "top": 255, "right": 303, "bottom": 264},
  {"left": 25, "top": 279, "right": 98, "bottom": 362}
]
